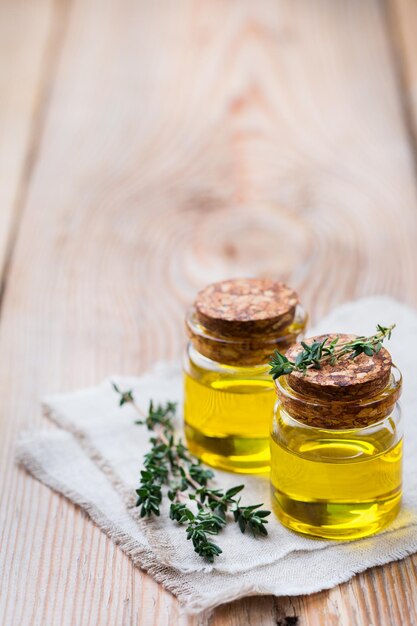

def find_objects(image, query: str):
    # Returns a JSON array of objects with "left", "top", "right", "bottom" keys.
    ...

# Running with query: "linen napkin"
[{"left": 16, "top": 297, "right": 417, "bottom": 613}]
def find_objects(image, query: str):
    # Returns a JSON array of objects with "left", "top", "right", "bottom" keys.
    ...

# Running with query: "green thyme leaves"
[
  {"left": 112, "top": 387, "right": 271, "bottom": 562},
  {"left": 269, "top": 323, "right": 395, "bottom": 380}
]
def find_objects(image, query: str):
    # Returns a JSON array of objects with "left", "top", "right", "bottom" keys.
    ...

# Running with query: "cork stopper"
[
  {"left": 186, "top": 278, "right": 305, "bottom": 366},
  {"left": 286, "top": 334, "right": 392, "bottom": 401},
  {"left": 195, "top": 278, "right": 298, "bottom": 339},
  {"left": 275, "top": 334, "right": 399, "bottom": 429}
]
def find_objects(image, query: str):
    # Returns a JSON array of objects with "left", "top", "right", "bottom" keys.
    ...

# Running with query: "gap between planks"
[{"left": 0, "top": 0, "right": 73, "bottom": 317}]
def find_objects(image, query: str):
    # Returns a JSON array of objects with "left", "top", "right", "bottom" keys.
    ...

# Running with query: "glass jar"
[
  {"left": 183, "top": 278, "right": 307, "bottom": 473},
  {"left": 270, "top": 348, "right": 403, "bottom": 539}
]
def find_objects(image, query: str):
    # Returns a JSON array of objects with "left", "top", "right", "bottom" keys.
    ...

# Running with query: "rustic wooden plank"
[
  {"left": 0, "top": 0, "right": 56, "bottom": 287},
  {"left": 387, "top": 0, "right": 417, "bottom": 145},
  {"left": 1, "top": 0, "right": 417, "bottom": 625}
]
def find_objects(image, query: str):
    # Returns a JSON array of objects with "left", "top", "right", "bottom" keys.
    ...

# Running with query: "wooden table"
[{"left": 1, "top": 0, "right": 417, "bottom": 624}]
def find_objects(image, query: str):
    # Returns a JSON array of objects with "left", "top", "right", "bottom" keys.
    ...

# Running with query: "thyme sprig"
[
  {"left": 269, "top": 324, "right": 395, "bottom": 380},
  {"left": 112, "top": 384, "right": 271, "bottom": 562}
]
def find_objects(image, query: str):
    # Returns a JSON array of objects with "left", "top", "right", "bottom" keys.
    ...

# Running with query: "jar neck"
[
  {"left": 185, "top": 342, "right": 272, "bottom": 376},
  {"left": 272, "top": 403, "right": 402, "bottom": 459},
  {"left": 275, "top": 366, "right": 402, "bottom": 430},
  {"left": 185, "top": 304, "right": 307, "bottom": 367}
]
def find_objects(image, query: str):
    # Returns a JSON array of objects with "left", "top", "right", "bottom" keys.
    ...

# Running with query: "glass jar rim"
[
  {"left": 274, "top": 397, "right": 402, "bottom": 434},
  {"left": 275, "top": 364, "right": 402, "bottom": 414},
  {"left": 186, "top": 303, "right": 307, "bottom": 346}
]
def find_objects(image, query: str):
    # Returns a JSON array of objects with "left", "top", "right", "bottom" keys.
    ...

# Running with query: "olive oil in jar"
[
  {"left": 270, "top": 409, "right": 402, "bottom": 539},
  {"left": 270, "top": 334, "right": 403, "bottom": 539},
  {"left": 184, "top": 346, "right": 275, "bottom": 473},
  {"left": 183, "top": 278, "right": 307, "bottom": 473}
]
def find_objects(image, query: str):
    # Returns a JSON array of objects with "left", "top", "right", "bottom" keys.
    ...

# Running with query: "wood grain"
[
  {"left": 1, "top": 0, "right": 417, "bottom": 624},
  {"left": 387, "top": 0, "right": 417, "bottom": 146},
  {"left": 0, "top": 0, "right": 55, "bottom": 287}
]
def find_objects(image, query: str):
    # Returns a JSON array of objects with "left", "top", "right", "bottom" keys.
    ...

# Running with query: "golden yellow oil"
[
  {"left": 183, "top": 360, "right": 275, "bottom": 473},
  {"left": 270, "top": 411, "right": 403, "bottom": 539}
]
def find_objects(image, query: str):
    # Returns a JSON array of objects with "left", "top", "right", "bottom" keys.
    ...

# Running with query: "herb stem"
[
  {"left": 269, "top": 323, "right": 395, "bottom": 380},
  {"left": 112, "top": 386, "right": 271, "bottom": 562}
]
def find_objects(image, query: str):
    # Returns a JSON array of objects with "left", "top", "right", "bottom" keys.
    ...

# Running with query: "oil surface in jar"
[
  {"left": 184, "top": 362, "right": 275, "bottom": 473},
  {"left": 270, "top": 410, "right": 403, "bottom": 539}
]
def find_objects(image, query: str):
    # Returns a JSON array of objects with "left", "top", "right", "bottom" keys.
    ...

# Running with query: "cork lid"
[
  {"left": 286, "top": 334, "right": 392, "bottom": 401},
  {"left": 195, "top": 278, "right": 299, "bottom": 338}
]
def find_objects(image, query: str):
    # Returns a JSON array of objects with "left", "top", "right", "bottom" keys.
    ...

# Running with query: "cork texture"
[
  {"left": 286, "top": 334, "right": 392, "bottom": 401},
  {"left": 276, "top": 380, "right": 400, "bottom": 429},
  {"left": 186, "top": 317, "right": 298, "bottom": 366},
  {"left": 195, "top": 278, "right": 298, "bottom": 338},
  {"left": 275, "top": 334, "right": 400, "bottom": 429}
]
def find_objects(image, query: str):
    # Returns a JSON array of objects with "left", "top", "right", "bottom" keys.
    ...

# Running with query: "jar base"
[
  {"left": 271, "top": 487, "right": 402, "bottom": 540},
  {"left": 184, "top": 422, "right": 270, "bottom": 474}
]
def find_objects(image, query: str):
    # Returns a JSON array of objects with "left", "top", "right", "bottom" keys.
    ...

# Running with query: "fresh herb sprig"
[
  {"left": 269, "top": 323, "right": 395, "bottom": 380},
  {"left": 112, "top": 383, "right": 271, "bottom": 562}
]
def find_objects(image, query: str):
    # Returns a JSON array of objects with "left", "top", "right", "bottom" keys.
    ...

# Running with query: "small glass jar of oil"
[
  {"left": 183, "top": 278, "right": 307, "bottom": 473},
  {"left": 270, "top": 333, "right": 403, "bottom": 539}
]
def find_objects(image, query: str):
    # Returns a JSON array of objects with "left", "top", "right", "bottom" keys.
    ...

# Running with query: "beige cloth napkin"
[{"left": 16, "top": 297, "right": 417, "bottom": 613}]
